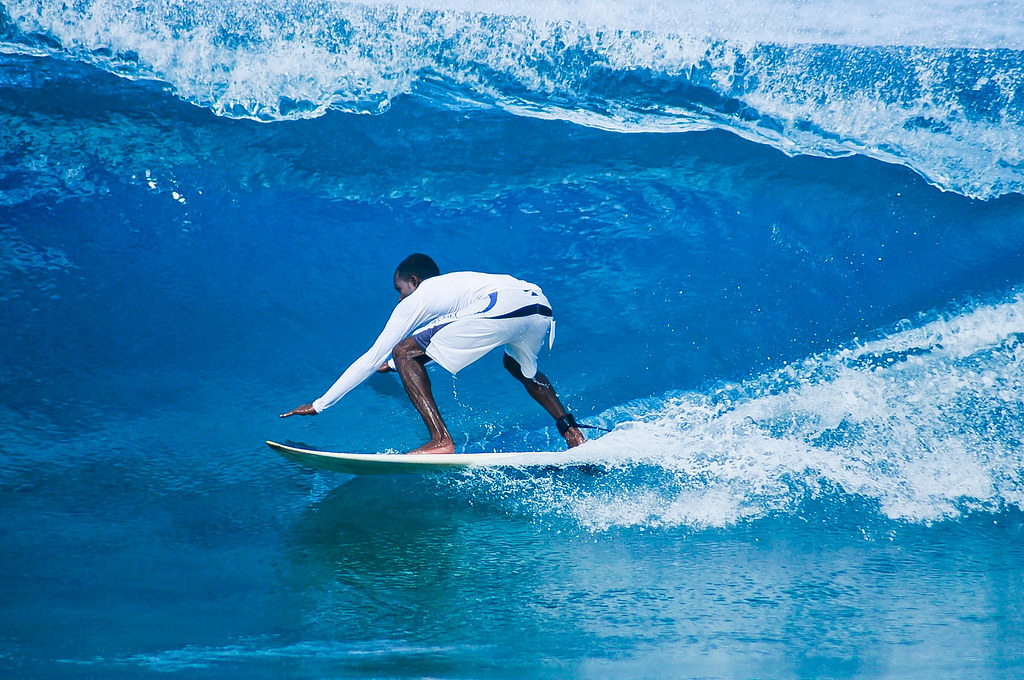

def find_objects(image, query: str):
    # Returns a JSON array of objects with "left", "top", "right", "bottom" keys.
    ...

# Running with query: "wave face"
[{"left": 2, "top": 0, "right": 1024, "bottom": 199}]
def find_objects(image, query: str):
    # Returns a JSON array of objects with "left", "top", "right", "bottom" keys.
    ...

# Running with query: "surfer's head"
[{"left": 394, "top": 253, "right": 440, "bottom": 300}]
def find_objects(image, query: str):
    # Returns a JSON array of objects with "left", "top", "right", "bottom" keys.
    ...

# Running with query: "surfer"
[{"left": 281, "top": 253, "right": 586, "bottom": 454}]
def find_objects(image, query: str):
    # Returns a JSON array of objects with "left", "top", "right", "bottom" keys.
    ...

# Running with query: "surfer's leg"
[
  {"left": 392, "top": 337, "right": 455, "bottom": 454},
  {"left": 502, "top": 353, "right": 585, "bottom": 448}
]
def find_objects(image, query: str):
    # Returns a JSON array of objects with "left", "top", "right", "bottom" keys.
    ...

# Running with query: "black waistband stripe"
[{"left": 489, "top": 304, "right": 553, "bottom": 320}]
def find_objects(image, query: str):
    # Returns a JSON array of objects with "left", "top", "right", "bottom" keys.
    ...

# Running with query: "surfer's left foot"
[
  {"left": 564, "top": 428, "right": 586, "bottom": 448},
  {"left": 407, "top": 438, "right": 455, "bottom": 455},
  {"left": 556, "top": 413, "right": 586, "bottom": 448}
]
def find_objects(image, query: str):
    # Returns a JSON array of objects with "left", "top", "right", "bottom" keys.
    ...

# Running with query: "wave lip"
[{"left": 3, "top": 0, "right": 1024, "bottom": 198}]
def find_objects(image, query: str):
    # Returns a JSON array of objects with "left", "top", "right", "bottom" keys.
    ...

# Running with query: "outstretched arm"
[{"left": 282, "top": 292, "right": 437, "bottom": 417}]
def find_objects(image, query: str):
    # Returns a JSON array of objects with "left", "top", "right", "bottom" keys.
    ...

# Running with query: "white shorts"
[{"left": 413, "top": 290, "right": 554, "bottom": 378}]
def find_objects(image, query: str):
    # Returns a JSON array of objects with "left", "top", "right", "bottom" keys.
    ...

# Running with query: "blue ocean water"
[{"left": 2, "top": 0, "right": 1024, "bottom": 677}]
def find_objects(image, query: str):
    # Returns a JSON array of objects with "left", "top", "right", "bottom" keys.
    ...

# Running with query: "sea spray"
[{"left": 445, "top": 293, "right": 1024, "bottom": 530}]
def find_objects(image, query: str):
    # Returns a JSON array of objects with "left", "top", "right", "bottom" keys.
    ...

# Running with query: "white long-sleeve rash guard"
[{"left": 311, "top": 271, "right": 545, "bottom": 413}]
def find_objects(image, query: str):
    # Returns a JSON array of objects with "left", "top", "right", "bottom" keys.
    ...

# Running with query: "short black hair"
[{"left": 395, "top": 253, "right": 440, "bottom": 281}]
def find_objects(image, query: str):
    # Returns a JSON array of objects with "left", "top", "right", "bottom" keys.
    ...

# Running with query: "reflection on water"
[{"left": 270, "top": 477, "right": 1024, "bottom": 678}]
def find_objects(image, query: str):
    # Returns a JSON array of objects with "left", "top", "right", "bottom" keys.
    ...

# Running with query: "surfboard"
[{"left": 267, "top": 440, "right": 589, "bottom": 475}]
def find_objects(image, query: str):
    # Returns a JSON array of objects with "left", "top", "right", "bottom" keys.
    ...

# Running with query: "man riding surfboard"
[{"left": 281, "top": 254, "right": 586, "bottom": 454}]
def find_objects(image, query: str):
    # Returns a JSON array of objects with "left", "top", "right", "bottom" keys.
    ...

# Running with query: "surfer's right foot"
[{"left": 407, "top": 439, "right": 455, "bottom": 455}]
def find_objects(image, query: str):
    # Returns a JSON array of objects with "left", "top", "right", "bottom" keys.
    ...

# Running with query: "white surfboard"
[{"left": 267, "top": 440, "right": 594, "bottom": 475}]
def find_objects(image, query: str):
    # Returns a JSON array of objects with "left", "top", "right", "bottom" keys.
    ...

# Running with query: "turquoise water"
[{"left": 2, "top": 1, "right": 1024, "bottom": 677}]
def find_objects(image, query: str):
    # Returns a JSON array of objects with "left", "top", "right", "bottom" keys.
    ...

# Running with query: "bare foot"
[
  {"left": 563, "top": 427, "right": 586, "bottom": 448},
  {"left": 407, "top": 439, "right": 455, "bottom": 455}
]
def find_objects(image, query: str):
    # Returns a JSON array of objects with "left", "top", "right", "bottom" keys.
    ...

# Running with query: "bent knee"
[
  {"left": 392, "top": 337, "right": 423, "bottom": 365},
  {"left": 503, "top": 353, "right": 525, "bottom": 379}
]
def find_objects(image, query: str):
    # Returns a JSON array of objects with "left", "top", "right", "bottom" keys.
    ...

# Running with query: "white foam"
[
  {"left": 451, "top": 293, "right": 1024, "bottom": 530},
  {"left": 357, "top": 0, "right": 1024, "bottom": 49}
]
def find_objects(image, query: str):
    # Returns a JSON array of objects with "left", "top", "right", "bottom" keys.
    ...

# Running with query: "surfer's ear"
[{"left": 394, "top": 272, "right": 422, "bottom": 300}]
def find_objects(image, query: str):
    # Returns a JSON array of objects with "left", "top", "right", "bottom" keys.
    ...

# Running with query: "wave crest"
[{"left": 2, "top": 0, "right": 1023, "bottom": 198}]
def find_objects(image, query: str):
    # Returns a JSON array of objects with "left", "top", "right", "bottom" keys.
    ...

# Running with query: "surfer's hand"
[
  {"left": 280, "top": 403, "right": 317, "bottom": 417},
  {"left": 377, "top": 361, "right": 394, "bottom": 373}
]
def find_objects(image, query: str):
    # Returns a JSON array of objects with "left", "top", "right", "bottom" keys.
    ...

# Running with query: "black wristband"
[{"left": 555, "top": 413, "right": 579, "bottom": 436}]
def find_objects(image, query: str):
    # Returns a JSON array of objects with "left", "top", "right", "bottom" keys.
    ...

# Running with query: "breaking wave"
[{"left": 1, "top": 0, "right": 1023, "bottom": 198}]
